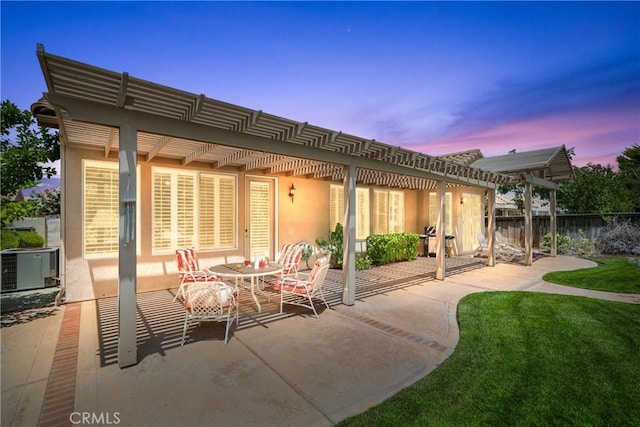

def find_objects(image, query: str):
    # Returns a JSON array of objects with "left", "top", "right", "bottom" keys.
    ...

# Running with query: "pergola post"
[
  {"left": 118, "top": 116, "right": 138, "bottom": 368},
  {"left": 342, "top": 164, "right": 356, "bottom": 305},
  {"left": 487, "top": 189, "right": 496, "bottom": 267},
  {"left": 523, "top": 179, "right": 533, "bottom": 266},
  {"left": 550, "top": 189, "right": 557, "bottom": 257},
  {"left": 435, "top": 180, "right": 446, "bottom": 280}
]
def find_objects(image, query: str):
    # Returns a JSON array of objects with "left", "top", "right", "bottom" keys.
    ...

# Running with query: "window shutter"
[
  {"left": 329, "top": 185, "right": 344, "bottom": 233},
  {"left": 373, "top": 190, "right": 388, "bottom": 235},
  {"left": 217, "top": 175, "right": 236, "bottom": 248},
  {"left": 356, "top": 188, "right": 370, "bottom": 239},
  {"left": 84, "top": 164, "right": 119, "bottom": 258},
  {"left": 388, "top": 191, "right": 404, "bottom": 233},
  {"left": 199, "top": 174, "right": 216, "bottom": 249},
  {"left": 153, "top": 172, "right": 173, "bottom": 252},
  {"left": 199, "top": 174, "right": 235, "bottom": 250},
  {"left": 176, "top": 174, "right": 195, "bottom": 247},
  {"left": 429, "top": 192, "right": 453, "bottom": 235},
  {"left": 250, "top": 181, "right": 270, "bottom": 258}
]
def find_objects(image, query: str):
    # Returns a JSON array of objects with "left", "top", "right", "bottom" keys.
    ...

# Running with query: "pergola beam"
[
  {"left": 146, "top": 135, "right": 172, "bottom": 162},
  {"left": 213, "top": 150, "right": 254, "bottom": 168},
  {"left": 242, "top": 154, "right": 283, "bottom": 171},
  {"left": 182, "top": 143, "right": 217, "bottom": 165}
]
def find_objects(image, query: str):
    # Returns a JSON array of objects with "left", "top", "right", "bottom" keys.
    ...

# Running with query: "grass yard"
[
  {"left": 339, "top": 292, "right": 640, "bottom": 426},
  {"left": 543, "top": 257, "right": 640, "bottom": 294}
]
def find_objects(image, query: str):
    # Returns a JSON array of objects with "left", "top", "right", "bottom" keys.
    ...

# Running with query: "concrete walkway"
[{"left": 2, "top": 256, "right": 638, "bottom": 426}]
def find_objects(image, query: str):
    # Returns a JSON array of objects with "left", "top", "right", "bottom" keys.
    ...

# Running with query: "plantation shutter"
[
  {"left": 199, "top": 174, "right": 216, "bottom": 249},
  {"left": 429, "top": 192, "right": 453, "bottom": 235},
  {"left": 199, "top": 174, "right": 236, "bottom": 250},
  {"left": 373, "top": 190, "right": 389, "bottom": 235},
  {"left": 153, "top": 172, "right": 173, "bottom": 252},
  {"left": 83, "top": 163, "right": 119, "bottom": 258},
  {"left": 217, "top": 175, "right": 236, "bottom": 248},
  {"left": 356, "top": 188, "right": 370, "bottom": 239},
  {"left": 389, "top": 191, "right": 404, "bottom": 233},
  {"left": 176, "top": 174, "right": 195, "bottom": 248},
  {"left": 250, "top": 181, "right": 270, "bottom": 258},
  {"left": 329, "top": 185, "right": 344, "bottom": 233}
]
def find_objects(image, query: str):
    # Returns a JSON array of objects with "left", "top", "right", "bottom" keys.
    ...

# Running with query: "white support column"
[
  {"left": 118, "top": 116, "right": 138, "bottom": 368},
  {"left": 550, "top": 189, "right": 557, "bottom": 257},
  {"left": 435, "top": 180, "right": 446, "bottom": 280},
  {"left": 487, "top": 189, "right": 496, "bottom": 267},
  {"left": 342, "top": 164, "right": 356, "bottom": 306},
  {"left": 524, "top": 179, "right": 533, "bottom": 266}
]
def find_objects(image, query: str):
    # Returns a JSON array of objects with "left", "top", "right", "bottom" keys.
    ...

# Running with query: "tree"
[
  {"left": 616, "top": 144, "right": 640, "bottom": 212},
  {"left": 1, "top": 100, "right": 60, "bottom": 225},
  {"left": 556, "top": 163, "right": 627, "bottom": 213}
]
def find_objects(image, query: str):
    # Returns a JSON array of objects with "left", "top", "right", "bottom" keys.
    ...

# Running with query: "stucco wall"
[{"left": 62, "top": 146, "right": 486, "bottom": 301}]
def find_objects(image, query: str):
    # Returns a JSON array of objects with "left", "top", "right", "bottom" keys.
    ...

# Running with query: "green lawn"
[
  {"left": 339, "top": 292, "right": 640, "bottom": 426},
  {"left": 543, "top": 257, "right": 640, "bottom": 294}
]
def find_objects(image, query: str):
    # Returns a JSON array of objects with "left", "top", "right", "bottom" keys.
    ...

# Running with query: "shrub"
[
  {"left": 572, "top": 230, "right": 595, "bottom": 257},
  {"left": 355, "top": 254, "right": 372, "bottom": 270},
  {"left": 17, "top": 230, "right": 45, "bottom": 248},
  {"left": 1, "top": 229, "right": 20, "bottom": 250},
  {"left": 0, "top": 229, "right": 44, "bottom": 249},
  {"left": 541, "top": 233, "right": 572, "bottom": 255},
  {"left": 596, "top": 219, "right": 640, "bottom": 256},
  {"left": 316, "top": 223, "right": 343, "bottom": 268},
  {"left": 366, "top": 232, "right": 420, "bottom": 266},
  {"left": 541, "top": 231, "right": 595, "bottom": 256}
]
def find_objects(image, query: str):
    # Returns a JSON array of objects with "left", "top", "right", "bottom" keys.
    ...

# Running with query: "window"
[
  {"left": 373, "top": 190, "right": 404, "bottom": 234},
  {"left": 329, "top": 185, "right": 370, "bottom": 240},
  {"left": 152, "top": 168, "right": 236, "bottom": 253},
  {"left": 429, "top": 192, "right": 453, "bottom": 235},
  {"left": 83, "top": 161, "right": 119, "bottom": 258},
  {"left": 82, "top": 160, "right": 140, "bottom": 259}
]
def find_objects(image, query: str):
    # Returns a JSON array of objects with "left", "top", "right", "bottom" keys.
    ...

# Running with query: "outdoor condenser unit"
[{"left": 1, "top": 247, "right": 59, "bottom": 292}]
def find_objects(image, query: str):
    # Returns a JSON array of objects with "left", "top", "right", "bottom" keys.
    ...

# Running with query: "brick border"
[
  {"left": 333, "top": 305, "right": 449, "bottom": 353},
  {"left": 38, "top": 303, "right": 81, "bottom": 427}
]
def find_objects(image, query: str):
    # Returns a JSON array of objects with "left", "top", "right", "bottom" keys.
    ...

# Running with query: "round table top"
[{"left": 209, "top": 263, "right": 283, "bottom": 278}]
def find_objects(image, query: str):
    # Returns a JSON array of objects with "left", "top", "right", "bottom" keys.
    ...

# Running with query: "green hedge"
[
  {"left": 1, "top": 229, "right": 45, "bottom": 250},
  {"left": 366, "top": 232, "right": 420, "bottom": 266}
]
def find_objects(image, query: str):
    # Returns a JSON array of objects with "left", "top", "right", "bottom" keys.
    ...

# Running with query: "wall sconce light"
[
  {"left": 288, "top": 184, "right": 296, "bottom": 203},
  {"left": 460, "top": 196, "right": 467, "bottom": 205}
]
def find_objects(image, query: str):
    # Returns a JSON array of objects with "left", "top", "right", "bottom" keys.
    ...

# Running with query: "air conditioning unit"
[{"left": 1, "top": 248, "right": 59, "bottom": 292}]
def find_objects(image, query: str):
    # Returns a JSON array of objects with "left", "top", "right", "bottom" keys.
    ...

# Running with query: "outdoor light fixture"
[
  {"left": 289, "top": 184, "right": 296, "bottom": 202},
  {"left": 461, "top": 196, "right": 467, "bottom": 205}
]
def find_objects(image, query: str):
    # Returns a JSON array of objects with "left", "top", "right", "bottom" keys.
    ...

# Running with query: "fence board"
[{"left": 488, "top": 213, "right": 640, "bottom": 248}]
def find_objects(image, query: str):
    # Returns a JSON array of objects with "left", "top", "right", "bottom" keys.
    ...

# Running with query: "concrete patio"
[{"left": 2, "top": 255, "right": 638, "bottom": 426}]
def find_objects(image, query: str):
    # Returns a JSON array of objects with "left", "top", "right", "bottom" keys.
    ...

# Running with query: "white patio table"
[{"left": 209, "top": 263, "right": 283, "bottom": 313}]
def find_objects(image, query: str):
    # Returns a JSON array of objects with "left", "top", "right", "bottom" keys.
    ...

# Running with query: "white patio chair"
[
  {"left": 274, "top": 255, "right": 330, "bottom": 318},
  {"left": 496, "top": 231, "right": 525, "bottom": 260},
  {"left": 181, "top": 281, "right": 238, "bottom": 346},
  {"left": 474, "top": 232, "right": 523, "bottom": 262},
  {"left": 174, "top": 248, "right": 219, "bottom": 301}
]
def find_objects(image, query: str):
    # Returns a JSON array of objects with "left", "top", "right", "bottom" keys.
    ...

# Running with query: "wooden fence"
[{"left": 488, "top": 213, "right": 640, "bottom": 248}]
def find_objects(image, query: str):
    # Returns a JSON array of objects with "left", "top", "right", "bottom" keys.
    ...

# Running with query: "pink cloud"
[{"left": 406, "top": 106, "right": 637, "bottom": 168}]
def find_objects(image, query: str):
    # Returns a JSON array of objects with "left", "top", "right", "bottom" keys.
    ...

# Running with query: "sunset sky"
[{"left": 2, "top": 1, "right": 638, "bottom": 168}]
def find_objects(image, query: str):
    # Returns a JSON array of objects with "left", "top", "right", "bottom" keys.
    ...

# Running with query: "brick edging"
[
  {"left": 332, "top": 306, "right": 449, "bottom": 353},
  {"left": 38, "top": 303, "right": 81, "bottom": 427}
]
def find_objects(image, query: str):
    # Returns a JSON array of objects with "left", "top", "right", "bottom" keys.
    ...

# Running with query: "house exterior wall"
[{"left": 62, "top": 146, "right": 485, "bottom": 302}]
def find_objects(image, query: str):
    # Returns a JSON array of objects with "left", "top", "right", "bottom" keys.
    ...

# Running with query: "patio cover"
[
  {"left": 31, "top": 44, "right": 531, "bottom": 367},
  {"left": 471, "top": 146, "right": 574, "bottom": 265}
]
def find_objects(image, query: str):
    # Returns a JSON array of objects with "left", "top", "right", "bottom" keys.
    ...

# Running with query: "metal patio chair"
[
  {"left": 181, "top": 281, "right": 239, "bottom": 346},
  {"left": 274, "top": 255, "right": 330, "bottom": 318}
]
